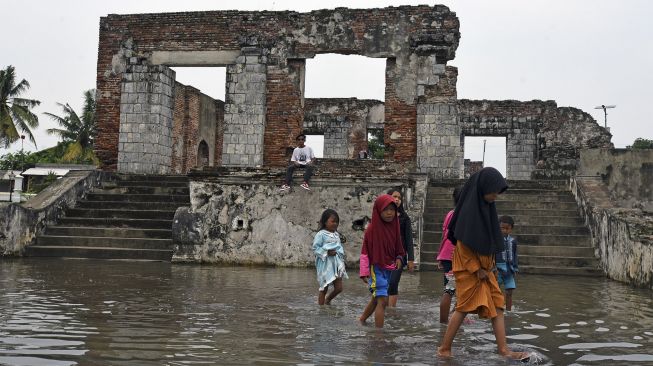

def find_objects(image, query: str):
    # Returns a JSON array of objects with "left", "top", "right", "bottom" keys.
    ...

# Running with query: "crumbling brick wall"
[
  {"left": 303, "top": 98, "right": 384, "bottom": 159},
  {"left": 95, "top": 6, "right": 460, "bottom": 173},
  {"left": 171, "top": 82, "right": 224, "bottom": 174}
]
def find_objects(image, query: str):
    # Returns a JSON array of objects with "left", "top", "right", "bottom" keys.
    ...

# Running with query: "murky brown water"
[{"left": 1, "top": 259, "right": 652, "bottom": 365}]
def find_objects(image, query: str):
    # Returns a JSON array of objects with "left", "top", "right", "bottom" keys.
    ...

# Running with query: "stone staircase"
[
  {"left": 25, "top": 175, "right": 190, "bottom": 261},
  {"left": 420, "top": 180, "right": 602, "bottom": 276}
]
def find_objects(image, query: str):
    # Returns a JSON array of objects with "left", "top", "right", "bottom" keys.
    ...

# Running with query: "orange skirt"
[{"left": 453, "top": 241, "right": 504, "bottom": 319}]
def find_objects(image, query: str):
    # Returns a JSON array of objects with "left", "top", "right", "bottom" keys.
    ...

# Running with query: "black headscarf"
[{"left": 447, "top": 167, "right": 508, "bottom": 255}]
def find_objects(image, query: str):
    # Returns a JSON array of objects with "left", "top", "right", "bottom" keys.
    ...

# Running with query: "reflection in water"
[{"left": 1, "top": 258, "right": 652, "bottom": 365}]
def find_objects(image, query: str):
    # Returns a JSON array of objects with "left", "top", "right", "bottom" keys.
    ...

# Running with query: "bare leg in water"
[
  {"left": 439, "top": 292, "right": 452, "bottom": 323},
  {"left": 325, "top": 278, "right": 343, "bottom": 304},
  {"left": 438, "top": 310, "right": 529, "bottom": 360}
]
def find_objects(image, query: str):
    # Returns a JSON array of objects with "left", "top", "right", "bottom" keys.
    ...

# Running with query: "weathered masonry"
[{"left": 95, "top": 6, "right": 611, "bottom": 179}]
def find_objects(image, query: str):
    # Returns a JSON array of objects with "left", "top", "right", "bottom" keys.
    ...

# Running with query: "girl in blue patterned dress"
[{"left": 313, "top": 209, "right": 348, "bottom": 305}]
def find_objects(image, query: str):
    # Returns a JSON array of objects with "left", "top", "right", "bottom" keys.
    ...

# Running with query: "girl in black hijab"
[{"left": 438, "top": 167, "right": 530, "bottom": 361}]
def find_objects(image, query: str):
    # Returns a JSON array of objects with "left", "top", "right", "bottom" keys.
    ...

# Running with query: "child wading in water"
[
  {"left": 497, "top": 215, "right": 519, "bottom": 311},
  {"left": 386, "top": 188, "right": 415, "bottom": 308},
  {"left": 359, "top": 194, "right": 406, "bottom": 328},
  {"left": 313, "top": 209, "right": 348, "bottom": 305},
  {"left": 437, "top": 167, "right": 530, "bottom": 361},
  {"left": 436, "top": 186, "right": 461, "bottom": 323}
]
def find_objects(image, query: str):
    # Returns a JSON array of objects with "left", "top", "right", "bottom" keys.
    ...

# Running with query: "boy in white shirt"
[{"left": 280, "top": 134, "right": 315, "bottom": 191}]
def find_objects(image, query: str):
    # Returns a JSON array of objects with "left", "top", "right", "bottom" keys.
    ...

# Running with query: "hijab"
[
  {"left": 447, "top": 167, "right": 508, "bottom": 255},
  {"left": 362, "top": 194, "right": 406, "bottom": 266}
]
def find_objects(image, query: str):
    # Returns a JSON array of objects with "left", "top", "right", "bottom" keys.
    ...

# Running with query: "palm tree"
[
  {"left": 44, "top": 89, "right": 98, "bottom": 163},
  {"left": 0, "top": 65, "right": 40, "bottom": 148}
]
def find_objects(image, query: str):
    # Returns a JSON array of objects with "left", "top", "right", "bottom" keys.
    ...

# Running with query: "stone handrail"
[{"left": 0, "top": 170, "right": 101, "bottom": 256}]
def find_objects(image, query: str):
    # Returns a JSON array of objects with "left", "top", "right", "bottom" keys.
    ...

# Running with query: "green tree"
[
  {"left": 0, "top": 65, "right": 40, "bottom": 148},
  {"left": 367, "top": 129, "right": 385, "bottom": 159},
  {"left": 43, "top": 89, "right": 98, "bottom": 164},
  {"left": 632, "top": 138, "right": 653, "bottom": 149}
]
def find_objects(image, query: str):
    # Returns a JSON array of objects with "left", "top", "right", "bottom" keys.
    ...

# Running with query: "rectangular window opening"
[{"left": 463, "top": 136, "right": 507, "bottom": 177}]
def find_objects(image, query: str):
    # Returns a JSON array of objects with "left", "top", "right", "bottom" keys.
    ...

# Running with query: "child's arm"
[
  {"left": 513, "top": 238, "right": 519, "bottom": 272},
  {"left": 312, "top": 232, "right": 328, "bottom": 259},
  {"left": 405, "top": 217, "right": 415, "bottom": 269},
  {"left": 359, "top": 236, "right": 370, "bottom": 279}
]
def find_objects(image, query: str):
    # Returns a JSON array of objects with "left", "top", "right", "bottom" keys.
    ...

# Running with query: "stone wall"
[
  {"left": 458, "top": 100, "right": 612, "bottom": 180},
  {"left": 303, "top": 98, "right": 384, "bottom": 159},
  {"left": 570, "top": 148, "right": 653, "bottom": 288},
  {"left": 0, "top": 171, "right": 100, "bottom": 255},
  {"left": 172, "top": 164, "right": 426, "bottom": 267},
  {"left": 578, "top": 148, "right": 653, "bottom": 212},
  {"left": 95, "top": 6, "right": 460, "bottom": 172}
]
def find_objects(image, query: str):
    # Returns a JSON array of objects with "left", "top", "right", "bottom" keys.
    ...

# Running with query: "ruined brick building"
[{"left": 94, "top": 5, "right": 611, "bottom": 180}]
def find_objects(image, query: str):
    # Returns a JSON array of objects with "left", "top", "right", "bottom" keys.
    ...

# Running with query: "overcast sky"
[{"left": 2, "top": 0, "right": 651, "bottom": 176}]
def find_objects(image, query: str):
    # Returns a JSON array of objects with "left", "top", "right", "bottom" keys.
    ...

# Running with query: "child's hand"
[
  {"left": 476, "top": 268, "right": 488, "bottom": 280},
  {"left": 436, "top": 261, "right": 443, "bottom": 270},
  {"left": 360, "top": 276, "right": 369, "bottom": 284},
  {"left": 327, "top": 249, "right": 337, "bottom": 256}
]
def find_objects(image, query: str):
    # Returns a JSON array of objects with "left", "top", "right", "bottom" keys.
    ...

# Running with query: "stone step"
[
  {"left": 36, "top": 235, "right": 173, "bottom": 250},
  {"left": 420, "top": 250, "right": 438, "bottom": 263},
  {"left": 421, "top": 231, "right": 590, "bottom": 246},
  {"left": 46, "top": 226, "right": 171, "bottom": 239},
  {"left": 24, "top": 246, "right": 172, "bottom": 261},
  {"left": 518, "top": 265, "right": 603, "bottom": 277},
  {"left": 76, "top": 200, "right": 183, "bottom": 211},
  {"left": 419, "top": 262, "right": 602, "bottom": 276},
  {"left": 519, "top": 254, "right": 599, "bottom": 268},
  {"left": 66, "top": 208, "right": 175, "bottom": 220},
  {"left": 58, "top": 217, "right": 173, "bottom": 230},
  {"left": 423, "top": 217, "right": 586, "bottom": 231},
  {"left": 502, "top": 188, "right": 571, "bottom": 195},
  {"left": 425, "top": 208, "right": 580, "bottom": 218},
  {"left": 418, "top": 261, "right": 439, "bottom": 271},
  {"left": 419, "top": 244, "right": 594, "bottom": 260},
  {"left": 519, "top": 245, "right": 595, "bottom": 257},
  {"left": 110, "top": 180, "right": 189, "bottom": 188},
  {"left": 95, "top": 186, "right": 190, "bottom": 195},
  {"left": 86, "top": 193, "right": 190, "bottom": 203},
  {"left": 425, "top": 200, "right": 578, "bottom": 210},
  {"left": 116, "top": 174, "right": 189, "bottom": 182}
]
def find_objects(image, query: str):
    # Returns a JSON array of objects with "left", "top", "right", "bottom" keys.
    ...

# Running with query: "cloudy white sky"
[{"left": 2, "top": 0, "right": 652, "bottom": 176}]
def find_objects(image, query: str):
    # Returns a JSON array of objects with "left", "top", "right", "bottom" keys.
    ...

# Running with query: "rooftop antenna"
[{"left": 594, "top": 104, "right": 616, "bottom": 128}]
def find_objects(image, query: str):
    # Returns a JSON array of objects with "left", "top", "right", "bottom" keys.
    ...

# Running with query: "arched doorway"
[{"left": 197, "top": 140, "right": 209, "bottom": 168}]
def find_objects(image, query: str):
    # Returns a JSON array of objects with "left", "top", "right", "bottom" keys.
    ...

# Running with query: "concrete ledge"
[
  {"left": 172, "top": 171, "right": 428, "bottom": 267},
  {"left": 571, "top": 176, "right": 653, "bottom": 288}
]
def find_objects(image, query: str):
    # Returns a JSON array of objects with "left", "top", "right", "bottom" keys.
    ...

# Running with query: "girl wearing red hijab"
[{"left": 358, "top": 194, "right": 406, "bottom": 328}]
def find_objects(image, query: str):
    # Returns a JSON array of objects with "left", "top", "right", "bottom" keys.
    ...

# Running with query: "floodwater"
[{"left": 1, "top": 259, "right": 652, "bottom": 366}]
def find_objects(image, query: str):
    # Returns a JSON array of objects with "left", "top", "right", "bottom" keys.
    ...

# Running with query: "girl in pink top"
[{"left": 436, "top": 186, "right": 461, "bottom": 323}]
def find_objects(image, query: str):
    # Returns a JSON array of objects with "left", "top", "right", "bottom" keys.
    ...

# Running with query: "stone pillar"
[
  {"left": 118, "top": 60, "right": 175, "bottom": 174},
  {"left": 324, "top": 116, "right": 351, "bottom": 159},
  {"left": 222, "top": 47, "right": 267, "bottom": 167},
  {"left": 507, "top": 126, "right": 537, "bottom": 180},
  {"left": 416, "top": 63, "right": 463, "bottom": 178},
  {"left": 11, "top": 175, "right": 23, "bottom": 203}
]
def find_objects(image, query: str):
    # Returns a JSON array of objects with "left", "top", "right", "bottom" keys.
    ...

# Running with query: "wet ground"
[{"left": 1, "top": 258, "right": 652, "bottom": 365}]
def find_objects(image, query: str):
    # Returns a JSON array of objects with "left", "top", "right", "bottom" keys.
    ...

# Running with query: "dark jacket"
[{"left": 398, "top": 209, "right": 415, "bottom": 264}]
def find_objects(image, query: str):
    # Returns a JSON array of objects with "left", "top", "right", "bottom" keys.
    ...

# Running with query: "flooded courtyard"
[{"left": 1, "top": 259, "right": 652, "bottom": 365}]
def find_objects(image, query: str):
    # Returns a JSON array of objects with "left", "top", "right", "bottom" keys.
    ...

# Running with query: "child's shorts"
[
  {"left": 368, "top": 265, "right": 391, "bottom": 297},
  {"left": 440, "top": 260, "right": 456, "bottom": 296},
  {"left": 496, "top": 262, "right": 516, "bottom": 290}
]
